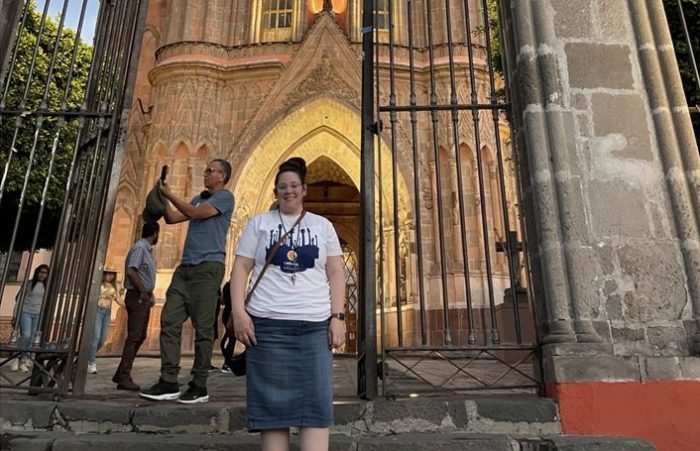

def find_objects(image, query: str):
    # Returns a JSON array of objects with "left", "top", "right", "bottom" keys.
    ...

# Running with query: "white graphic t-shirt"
[{"left": 235, "top": 210, "right": 342, "bottom": 321}]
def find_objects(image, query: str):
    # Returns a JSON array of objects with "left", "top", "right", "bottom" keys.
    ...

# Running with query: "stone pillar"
[{"left": 499, "top": 1, "right": 700, "bottom": 449}]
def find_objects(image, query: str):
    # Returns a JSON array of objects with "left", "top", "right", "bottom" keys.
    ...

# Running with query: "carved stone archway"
[{"left": 228, "top": 96, "right": 413, "bottom": 270}]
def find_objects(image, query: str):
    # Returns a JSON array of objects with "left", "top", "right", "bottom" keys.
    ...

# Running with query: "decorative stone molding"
[
  {"left": 500, "top": 0, "right": 700, "bottom": 381},
  {"left": 500, "top": 1, "right": 584, "bottom": 345},
  {"left": 626, "top": 0, "right": 700, "bottom": 354}
]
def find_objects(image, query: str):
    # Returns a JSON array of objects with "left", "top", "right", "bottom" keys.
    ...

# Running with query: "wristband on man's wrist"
[{"left": 330, "top": 312, "right": 346, "bottom": 321}]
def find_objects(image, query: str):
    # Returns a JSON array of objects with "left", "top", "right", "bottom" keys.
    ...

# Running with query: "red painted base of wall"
[{"left": 547, "top": 381, "right": 700, "bottom": 451}]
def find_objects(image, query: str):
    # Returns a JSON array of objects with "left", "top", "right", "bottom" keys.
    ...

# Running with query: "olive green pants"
[{"left": 160, "top": 261, "right": 225, "bottom": 387}]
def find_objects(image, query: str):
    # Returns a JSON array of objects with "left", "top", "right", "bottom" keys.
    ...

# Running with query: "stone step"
[
  {"left": 0, "top": 431, "right": 655, "bottom": 451},
  {"left": 0, "top": 397, "right": 561, "bottom": 436}
]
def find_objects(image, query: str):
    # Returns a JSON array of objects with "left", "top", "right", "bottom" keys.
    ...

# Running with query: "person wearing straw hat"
[{"left": 87, "top": 267, "right": 124, "bottom": 374}]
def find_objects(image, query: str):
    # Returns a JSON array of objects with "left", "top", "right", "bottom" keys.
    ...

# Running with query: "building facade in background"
[{"left": 103, "top": 0, "right": 524, "bottom": 355}]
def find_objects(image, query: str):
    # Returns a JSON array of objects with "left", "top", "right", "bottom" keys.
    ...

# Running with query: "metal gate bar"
[
  {"left": 358, "top": 0, "right": 378, "bottom": 399},
  {"left": 0, "top": 0, "right": 148, "bottom": 396},
  {"left": 361, "top": 0, "right": 540, "bottom": 398}
]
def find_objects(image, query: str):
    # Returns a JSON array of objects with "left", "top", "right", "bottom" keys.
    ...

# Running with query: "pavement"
[
  {"left": 90, "top": 354, "right": 360, "bottom": 402},
  {"left": 1, "top": 354, "right": 359, "bottom": 403},
  {"left": 1, "top": 350, "right": 541, "bottom": 402},
  {"left": 0, "top": 356, "right": 657, "bottom": 451}
]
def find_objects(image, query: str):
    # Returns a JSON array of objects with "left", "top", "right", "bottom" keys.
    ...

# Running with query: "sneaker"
[
  {"left": 87, "top": 363, "right": 97, "bottom": 374},
  {"left": 19, "top": 362, "right": 29, "bottom": 373},
  {"left": 207, "top": 365, "right": 219, "bottom": 373},
  {"left": 10, "top": 359, "right": 19, "bottom": 372},
  {"left": 177, "top": 381, "right": 208, "bottom": 404},
  {"left": 139, "top": 379, "right": 181, "bottom": 401},
  {"left": 220, "top": 364, "right": 232, "bottom": 374},
  {"left": 116, "top": 379, "right": 141, "bottom": 392}
]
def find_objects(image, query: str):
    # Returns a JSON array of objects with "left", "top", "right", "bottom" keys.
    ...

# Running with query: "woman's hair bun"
[{"left": 280, "top": 157, "right": 307, "bottom": 177}]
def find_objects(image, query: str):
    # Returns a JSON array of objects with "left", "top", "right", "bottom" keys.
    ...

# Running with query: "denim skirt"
[{"left": 246, "top": 315, "right": 333, "bottom": 431}]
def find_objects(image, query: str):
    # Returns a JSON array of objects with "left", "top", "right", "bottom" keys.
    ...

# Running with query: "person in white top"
[
  {"left": 230, "top": 157, "right": 346, "bottom": 451},
  {"left": 11, "top": 264, "right": 49, "bottom": 372}
]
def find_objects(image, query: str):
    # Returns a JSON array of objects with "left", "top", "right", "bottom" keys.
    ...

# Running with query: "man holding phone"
[{"left": 140, "top": 159, "right": 234, "bottom": 404}]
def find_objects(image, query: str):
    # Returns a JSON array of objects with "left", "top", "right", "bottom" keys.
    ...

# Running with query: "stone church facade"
[
  {"left": 100, "top": 1, "right": 700, "bottom": 450},
  {"left": 104, "top": 0, "right": 523, "bottom": 354}
]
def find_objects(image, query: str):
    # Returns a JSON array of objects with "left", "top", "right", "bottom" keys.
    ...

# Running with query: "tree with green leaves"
[
  {"left": 663, "top": 0, "right": 699, "bottom": 141},
  {"left": 0, "top": 0, "right": 93, "bottom": 251}
]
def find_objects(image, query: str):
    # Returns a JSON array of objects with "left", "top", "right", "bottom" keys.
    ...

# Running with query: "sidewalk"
[
  {"left": 1, "top": 355, "right": 359, "bottom": 404},
  {"left": 1, "top": 356, "right": 657, "bottom": 451}
]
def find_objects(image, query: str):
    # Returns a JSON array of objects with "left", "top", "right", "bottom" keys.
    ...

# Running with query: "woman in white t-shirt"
[{"left": 230, "top": 157, "right": 346, "bottom": 451}]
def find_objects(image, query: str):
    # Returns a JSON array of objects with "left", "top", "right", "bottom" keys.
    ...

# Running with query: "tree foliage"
[
  {"left": 483, "top": 0, "right": 501, "bottom": 75},
  {"left": 0, "top": 0, "right": 93, "bottom": 251},
  {"left": 663, "top": 0, "right": 700, "bottom": 140}
]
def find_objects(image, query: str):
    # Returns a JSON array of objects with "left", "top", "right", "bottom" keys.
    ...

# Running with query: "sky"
[{"left": 35, "top": 0, "right": 100, "bottom": 45}]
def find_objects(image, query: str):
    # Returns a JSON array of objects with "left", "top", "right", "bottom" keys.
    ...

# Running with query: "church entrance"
[
  {"left": 304, "top": 158, "right": 361, "bottom": 354},
  {"left": 230, "top": 97, "right": 384, "bottom": 361}
]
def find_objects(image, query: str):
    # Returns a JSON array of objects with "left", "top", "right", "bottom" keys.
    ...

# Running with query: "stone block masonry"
[
  {"left": 500, "top": 0, "right": 700, "bottom": 450},
  {"left": 0, "top": 397, "right": 655, "bottom": 450}
]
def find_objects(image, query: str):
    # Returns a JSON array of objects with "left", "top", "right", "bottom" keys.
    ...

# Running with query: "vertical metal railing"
[
  {"left": 362, "top": 0, "right": 540, "bottom": 397},
  {"left": 358, "top": 0, "right": 378, "bottom": 399},
  {"left": 0, "top": 0, "right": 147, "bottom": 396}
]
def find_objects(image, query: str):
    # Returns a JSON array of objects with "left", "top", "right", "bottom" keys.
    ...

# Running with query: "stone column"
[{"left": 499, "top": 0, "right": 700, "bottom": 447}]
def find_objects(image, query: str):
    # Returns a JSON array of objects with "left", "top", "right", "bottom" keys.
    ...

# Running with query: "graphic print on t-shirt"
[{"left": 267, "top": 223, "right": 319, "bottom": 274}]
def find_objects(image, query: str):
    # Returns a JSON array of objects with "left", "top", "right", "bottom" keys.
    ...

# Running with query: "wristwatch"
[{"left": 330, "top": 312, "right": 346, "bottom": 321}]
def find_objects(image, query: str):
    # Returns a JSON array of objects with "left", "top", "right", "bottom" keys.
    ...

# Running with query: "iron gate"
[
  {"left": 0, "top": 0, "right": 148, "bottom": 396},
  {"left": 359, "top": 0, "right": 540, "bottom": 398}
]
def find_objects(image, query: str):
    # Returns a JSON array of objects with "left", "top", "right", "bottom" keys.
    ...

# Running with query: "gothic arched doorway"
[
  {"left": 229, "top": 96, "right": 414, "bottom": 367},
  {"left": 304, "top": 156, "right": 360, "bottom": 354}
]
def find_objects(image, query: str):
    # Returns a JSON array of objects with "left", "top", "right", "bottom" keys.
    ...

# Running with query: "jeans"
[
  {"left": 19, "top": 311, "right": 40, "bottom": 362},
  {"left": 89, "top": 306, "right": 111, "bottom": 364}
]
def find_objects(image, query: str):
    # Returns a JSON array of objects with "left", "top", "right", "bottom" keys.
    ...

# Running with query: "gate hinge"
[{"left": 372, "top": 120, "right": 383, "bottom": 135}]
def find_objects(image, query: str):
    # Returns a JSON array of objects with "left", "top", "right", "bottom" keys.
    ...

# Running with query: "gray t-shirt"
[
  {"left": 124, "top": 238, "right": 157, "bottom": 292},
  {"left": 181, "top": 189, "right": 235, "bottom": 265},
  {"left": 21, "top": 283, "right": 45, "bottom": 315}
]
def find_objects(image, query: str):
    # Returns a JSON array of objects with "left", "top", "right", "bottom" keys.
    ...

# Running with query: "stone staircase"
[{"left": 0, "top": 396, "right": 654, "bottom": 450}]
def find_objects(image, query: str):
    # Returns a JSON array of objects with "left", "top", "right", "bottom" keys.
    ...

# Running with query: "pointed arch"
[
  {"left": 194, "top": 144, "right": 211, "bottom": 193},
  {"left": 481, "top": 145, "right": 506, "bottom": 270},
  {"left": 228, "top": 97, "right": 413, "bottom": 272},
  {"left": 231, "top": 97, "right": 411, "bottom": 221},
  {"left": 458, "top": 143, "right": 482, "bottom": 270},
  {"left": 432, "top": 146, "right": 456, "bottom": 270}
]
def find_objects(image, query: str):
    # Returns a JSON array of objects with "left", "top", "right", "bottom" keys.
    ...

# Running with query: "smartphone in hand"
[{"left": 160, "top": 165, "right": 168, "bottom": 182}]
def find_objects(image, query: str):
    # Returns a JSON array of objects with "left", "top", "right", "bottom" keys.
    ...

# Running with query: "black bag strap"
[
  {"left": 244, "top": 210, "right": 306, "bottom": 305},
  {"left": 225, "top": 210, "right": 307, "bottom": 338}
]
